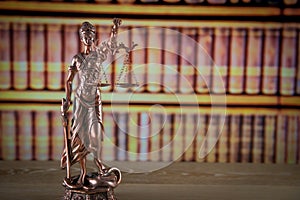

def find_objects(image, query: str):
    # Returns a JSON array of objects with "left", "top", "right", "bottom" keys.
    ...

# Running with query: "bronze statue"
[{"left": 60, "top": 18, "right": 135, "bottom": 200}]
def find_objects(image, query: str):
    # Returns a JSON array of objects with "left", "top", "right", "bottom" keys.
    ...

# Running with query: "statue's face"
[{"left": 80, "top": 30, "right": 95, "bottom": 46}]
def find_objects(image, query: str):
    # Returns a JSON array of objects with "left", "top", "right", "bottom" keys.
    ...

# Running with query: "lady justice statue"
[{"left": 61, "top": 18, "right": 135, "bottom": 200}]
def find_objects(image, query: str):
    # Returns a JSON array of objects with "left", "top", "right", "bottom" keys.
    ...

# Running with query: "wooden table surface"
[{"left": 0, "top": 161, "right": 299, "bottom": 200}]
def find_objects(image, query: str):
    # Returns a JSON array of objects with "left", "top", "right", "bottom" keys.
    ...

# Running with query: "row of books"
[
  {"left": 1, "top": 21, "right": 299, "bottom": 95},
  {"left": 1, "top": 109, "right": 299, "bottom": 164},
  {"left": 3, "top": 0, "right": 297, "bottom": 7}
]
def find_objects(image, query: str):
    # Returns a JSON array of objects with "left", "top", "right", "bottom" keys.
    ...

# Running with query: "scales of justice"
[{"left": 60, "top": 18, "right": 138, "bottom": 200}]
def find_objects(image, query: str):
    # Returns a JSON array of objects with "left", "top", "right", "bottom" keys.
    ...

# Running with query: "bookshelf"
[{"left": 0, "top": 1, "right": 299, "bottom": 164}]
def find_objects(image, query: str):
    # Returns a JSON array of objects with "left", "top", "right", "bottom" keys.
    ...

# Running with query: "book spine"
[
  {"left": 12, "top": 23, "right": 28, "bottom": 90},
  {"left": 196, "top": 114, "right": 207, "bottom": 162},
  {"left": 126, "top": 112, "right": 138, "bottom": 161},
  {"left": 229, "top": 28, "right": 247, "bottom": 94},
  {"left": 262, "top": 28, "right": 280, "bottom": 95},
  {"left": 17, "top": 111, "right": 33, "bottom": 160},
  {"left": 212, "top": 27, "right": 230, "bottom": 94},
  {"left": 139, "top": 112, "right": 150, "bottom": 161},
  {"left": 64, "top": 24, "right": 80, "bottom": 92},
  {"left": 205, "top": 115, "right": 219, "bottom": 163},
  {"left": 196, "top": 27, "right": 213, "bottom": 93},
  {"left": 1, "top": 111, "right": 16, "bottom": 160},
  {"left": 116, "top": 112, "right": 128, "bottom": 161},
  {"left": 172, "top": 113, "right": 185, "bottom": 161},
  {"left": 50, "top": 111, "right": 64, "bottom": 160},
  {"left": 161, "top": 114, "right": 173, "bottom": 162},
  {"left": 286, "top": 115, "right": 298, "bottom": 164},
  {"left": 297, "top": 25, "right": 300, "bottom": 95},
  {"left": 163, "top": 28, "right": 180, "bottom": 93},
  {"left": 280, "top": 26, "right": 297, "bottom": 95},
  {"left": 114, "top": 26, "right": 130, "bottom": 93},
  {"left": 245, "top": 28, "right": 263, "bottom": 94},
  {"left": 149, "top": 112, "right": 162, "bottom": 161},
  {"left": 0, "top": 22, "right": 12, "bottom": 90},
  {"left": 34, "top": 111, "right": 50, "bottom": 160},
  {"left": 179, "top": 28, "right": 197, "bottom": 94},
  {"left": 264, "top": 115, "right": 276, "bottom": 163},
  {"left": 47, "top": 24, "right": 63, "bottom": 90},
  {"left": 229, "top": 115, "right": 241, "bottom": 162},
  {"left": 97, "top": 25, "right": 113, "bottom": 93},
  {"left": 276, "top": 115, "right": 288, "bottom": 163},
  {"left": 241, "top": 115, "right": 253, "bottom": 162},
  {"left": 29, "top": 24, "right": 46, "bottom": 90},
  {"left": 252, "top": 115, "right": 264, "bottom": 163},
  {"left": 102, "top": 111, "right": 117, "bottom": 162},
  {"left": 218, "top": 115, "right": 229, "bottom": 163},
  {"left": 131, "top": 27, "right": 147, "bottom": 92},
  {"left": 147, "top": 27, "right": 163, "bottom": 93},
  {"left": 183, "top": 113, "right": 196, "bottom": 161}
]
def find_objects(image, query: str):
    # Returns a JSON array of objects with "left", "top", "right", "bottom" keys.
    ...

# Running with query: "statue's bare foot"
[{"left": 63, "top": 177, "right": 83, "bottom": 189}]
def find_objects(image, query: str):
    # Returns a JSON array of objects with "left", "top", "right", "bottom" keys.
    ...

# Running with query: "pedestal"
[{"left": 64, "top": 187, "right": 117, "bottom": 200}]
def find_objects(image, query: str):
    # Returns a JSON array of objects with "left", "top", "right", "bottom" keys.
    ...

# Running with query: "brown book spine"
[
  {"left": 280, "top": 26, "right": 297, "bottom": 95},
  {"left": 218, "top": 115, "right": 229, "bottom": 163},
  {"left": 116, "top": 112, "right": 128, "bottom": 161},
  {"left": 229, "top": 115, "right": 242, "bottom": 163},
  {"left": 163, "top": 28, "right": 180, "bottom": 93},
  {"left": 287, "top": 115, "right": 298, "bottom": 164},
  {"left": 97, "top": 25, "right": 114, "bottom": 92},
  {"left": 47, "top": 24, "right": 63, "bottom": 90},
  {"left": 127, "top": 112, "right": 139, "bottom": 161},
  {"left": 114, "top": 26, "right": 130, "bottom": 93},
  {"left": 241, "top": 115, "right": 252, "bottom": 163},
  {"left": 264, "top": 115, "right": 276, "bottom": 163},
  {"left": 183, "top": 113, "right": 197, "bottom": 162},
  {"left": 245, "top": 28, "right": 263, "bottom": 94},
  {"left": 172, "top": 113, "right": 185, "bottom": 161},
  {"left": 197, "top": 27, "right": 213, "bottom": 94},
  {"left": 161, "top": 114, "right": 173, "bottom": 162},
  {"left": 205, "top": 115, "right": 219, "bottom": 163},
  {"left": 196, "top": 114, "right": 208, "bottom": 162},
  {"left": 179, "top": 28, "right": 197, "bottom": 94},
  {"left": 64, "top": 24, "right": 80, "bottom": 92},
  {"left": 34, "top": 111, "right": 50, "bottom": 160},
  {"left": 229, "top": 28, "right": 247, "bottom": 94},
  {"left": 50, "top": 111, "right": 64, "bottom": 160},
  {"left": 102, "top": 111, "right": 117, "bottom": 161},
  {"left": 262, "top": 28, "right": 280, "bottom": 95},
  {"left": 252, "top": 115, "right": 264, "bottom": 163},
  {"left": 29, "top": 24, "right": 46, "bottom": 90},
  {"left": 1, "top": 111, "right": 16, "bottom": 160},
  {"left": 138, "top": 112, "right": 150, "bottom": 161},
  {"left": 212, "top": 27, "right": 230, "bottom": 94},
  {"left": 131, "top": 27, "right": 147, "bottom": 93},
  {"left": 12, "top": 23, "right": 28, "bottom": 90},
  {"left": 17, "top": 111, "right": 33, "bottom": 160},
  {"left": 147, "top": 28, "right": 163, "bottom": 93},
  {"left": 276, "top": 115, "right": 288, "bottom": 163},
  {"left": 149, "top": 112, "right": 162, "bottom": 162},
  {"left": 0, "top": 22, "right": 12, "bottom": 90}
]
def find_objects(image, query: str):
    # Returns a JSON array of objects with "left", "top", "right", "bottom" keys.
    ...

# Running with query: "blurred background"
[{"left": 0, "top": 0, "right": 299, "bottom": 165}]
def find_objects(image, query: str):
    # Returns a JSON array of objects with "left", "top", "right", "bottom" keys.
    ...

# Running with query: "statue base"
[
  {"left": 62, "top": 170, "right": 121, "bottom": 200},
  {"left": 64, "top": 187, "right": 116, "bottom": 200}
]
